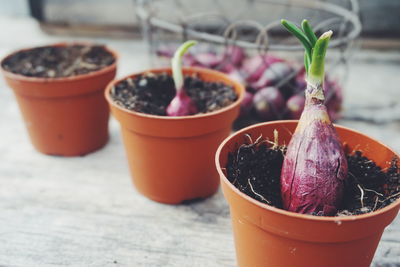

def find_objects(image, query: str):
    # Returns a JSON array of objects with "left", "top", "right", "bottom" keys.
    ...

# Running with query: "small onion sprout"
[{"left": 166, "top": 40, "right": 199, "bottom": 116}]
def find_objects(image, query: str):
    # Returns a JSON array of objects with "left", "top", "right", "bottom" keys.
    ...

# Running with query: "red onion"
[
  {"left": 280, "top": 20, "right": 348, "bottom": 216},
  {"left": 227, "top": 68, "right": 245, "bottom": 85},
  {"left": 217, "top": 62, "right": 246, "bottom": 85},
  {"left": 193, "top": 52, "right": 222, "bottom": 68},
  {"left": 250, "top": 62, "right": 293, "bottom": 90},
  {"left": 166, "top": 89, "right": 198, "bottom": 116},
  {"left": 286, "top": 94, "right": 305, "bottom": 119},
  {"left": 224, "top": 45, "right": 246, "bottom": 67},
  {"left": 253, "top": 87, "right": 285, "bottom": 120},
  {"left": 241, "top": 54, "right": 283, "bottom": 83}
]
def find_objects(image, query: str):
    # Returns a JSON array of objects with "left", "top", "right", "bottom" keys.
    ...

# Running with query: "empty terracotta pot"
[
  {"left": 216, "top": 120, "right": 400, "bottom": 267},
  {"left": 105, "top": 67, "right": 244, "bottom": 204},
  {"left": 1, "top": 43, "right": 117, "bottom": 156}
]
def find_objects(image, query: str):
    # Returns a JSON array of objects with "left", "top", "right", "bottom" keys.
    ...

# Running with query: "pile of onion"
[{"left": 156, "top": 40, "right": 343, "bottom": 124}]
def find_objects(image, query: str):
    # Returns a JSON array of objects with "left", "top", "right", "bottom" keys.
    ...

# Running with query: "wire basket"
[{"left": 135, "top": 0, "right": 362, "bottom": 127}]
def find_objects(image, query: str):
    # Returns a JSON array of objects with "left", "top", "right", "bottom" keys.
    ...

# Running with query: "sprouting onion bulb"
[
  {"left": 166, "top": 40, "right": 198, "bottom": 116},
  {"left": 280, "top": 19, "right": 348, "bottom": 216}
]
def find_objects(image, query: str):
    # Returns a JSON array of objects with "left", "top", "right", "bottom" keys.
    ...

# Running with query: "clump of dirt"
[
  {"left": 338, "top": 152, "right": 400, "bottom": 215},
  {"left": 110, "top": 72, "right": 238, "bottom": 116}
]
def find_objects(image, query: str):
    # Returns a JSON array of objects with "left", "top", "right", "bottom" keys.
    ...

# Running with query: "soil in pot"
[
  {"left": 1, "top": 44, "right": 115, "bottom": 78},
  {"left": 225, "top": 133, "right": 400, "bottom": 216},
  {"left": 110, "top": 72, "right": 238, "bottom": 116}
]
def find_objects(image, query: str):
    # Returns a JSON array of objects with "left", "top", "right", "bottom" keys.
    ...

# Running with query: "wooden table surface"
[{"left": 0, "top": 17, "right": 399, "bottom": 267}]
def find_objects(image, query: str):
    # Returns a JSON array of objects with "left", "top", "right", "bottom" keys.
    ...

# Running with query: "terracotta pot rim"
[
  {"left": 104, "top": 67, "right": 245, "bottom": 121},
  {"left": 216, "top": 120, "right": 400, "bottom": 222},
  {"left": 0, "top": 42, "right": 119, "bottom": 83}
]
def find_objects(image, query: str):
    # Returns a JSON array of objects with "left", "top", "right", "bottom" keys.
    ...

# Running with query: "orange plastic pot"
[
  {"left": 216, "top": 120, "right": 400, "bottom": 267},
  {"left": 105, "top": 67, "right": 244, "bottom": 204},
  {"left": 1, "top": 43, "right": 117, "bottom": 156}
]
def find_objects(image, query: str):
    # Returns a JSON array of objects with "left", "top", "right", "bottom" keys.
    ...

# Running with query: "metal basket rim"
[{"left": 136, "top": 0, "right": 362, "bottom": 51}]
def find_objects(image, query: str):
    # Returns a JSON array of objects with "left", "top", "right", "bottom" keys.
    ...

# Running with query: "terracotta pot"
[
  {"left": 216, "top": 120, "right": 400, "bottom": 267},
  {"left": 105, "top": 67, "right": 244, "bottom": 204},
  {"left": 1, "top": 43, "right": 117, "bottom": 156}
]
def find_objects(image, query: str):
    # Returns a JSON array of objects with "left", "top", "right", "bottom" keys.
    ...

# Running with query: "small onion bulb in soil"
[
  {"left": 280, "top": 19, "right": 348, "bottom": 216},
  {"left": 166, "top": 40, "right": 199, "bottom": 116}
]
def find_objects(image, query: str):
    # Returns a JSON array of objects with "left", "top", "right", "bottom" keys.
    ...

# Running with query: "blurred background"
[
  {"left": 3, "top": 0, "right": 400, "bottom": 37},
  {"left": 2, "top": 0, "right": 399, "bottom": 130}
]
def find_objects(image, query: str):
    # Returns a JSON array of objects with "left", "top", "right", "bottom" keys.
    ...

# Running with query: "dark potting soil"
[
  {"left": 226, "top": 134, "right": 400, "bottom": 216},
  {"left": 1, "top": 45, "right": 115, "bottom": 78},
  {"left": 110, "top": 72, "right": 238, "bottom": 116}
]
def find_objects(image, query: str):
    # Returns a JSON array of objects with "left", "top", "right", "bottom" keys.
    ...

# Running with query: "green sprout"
[
  {"left": 171, "top": 40, "right": 197, "bottom": 91},
  {"left": 281, "top": 19, "right": 332, "bottom": 88}
]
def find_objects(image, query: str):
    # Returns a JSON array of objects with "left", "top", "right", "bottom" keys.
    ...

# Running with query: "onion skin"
[{"left": 281, "top": 98, "right": 348, "bottom": 215}]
